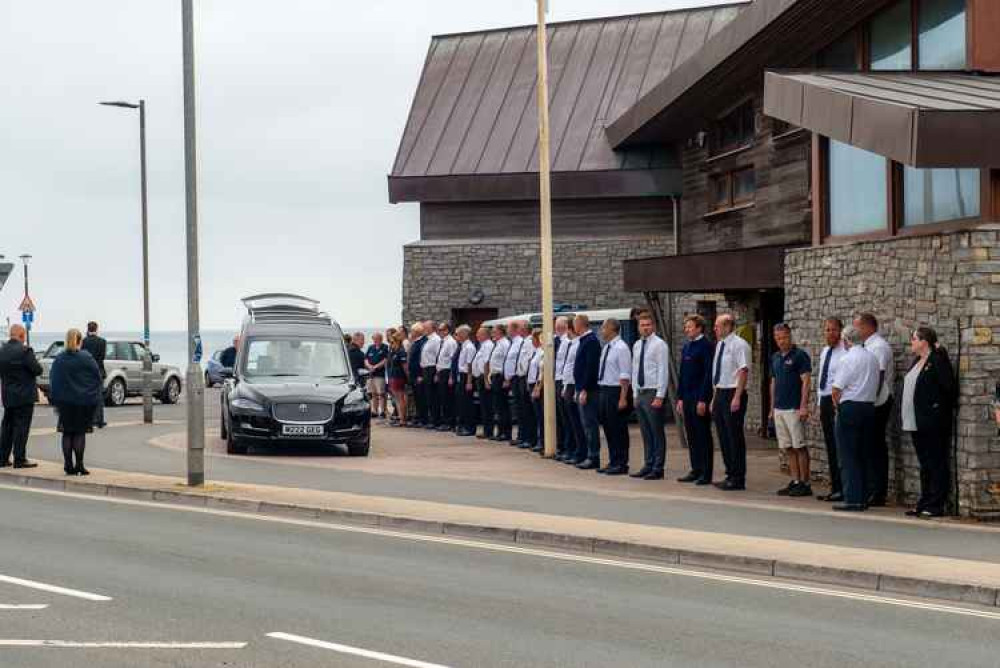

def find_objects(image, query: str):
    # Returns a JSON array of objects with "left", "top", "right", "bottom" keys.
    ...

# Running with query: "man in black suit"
[
  {"left": 0, "top": 324, "right": 42, "bottom": 468},
  {"left": 81, "top": 321, "right": 108, "bottom": 429},
  {"left": 572, "top": 314, "right": 602, "bottom": 470}
]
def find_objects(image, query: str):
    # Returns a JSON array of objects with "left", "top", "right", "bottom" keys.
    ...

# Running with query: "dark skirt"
[{"left": 56, "top": 405, "right": 96, "bottom": 435}]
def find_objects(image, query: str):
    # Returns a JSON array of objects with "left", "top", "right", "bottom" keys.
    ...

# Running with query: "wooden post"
[{"left": 537, "top": 0, "right": 557, "bottom": 458}]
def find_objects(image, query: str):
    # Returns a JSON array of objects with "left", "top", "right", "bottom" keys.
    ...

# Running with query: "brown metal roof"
[
  {"left": 606, "top": 0, "right": 902, "bottom": 147},
  {"left": 624, "top": 245, "right": 791, "bottom": 293},
  {"left": 764, "top": 71, "right": 1000, "bottom": 167},
  {"left": 389, "top": 3, "right": 746, "bottom": 203}
]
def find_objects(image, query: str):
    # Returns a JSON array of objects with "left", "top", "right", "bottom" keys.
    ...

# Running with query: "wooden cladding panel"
[
  {"left": 969, "top": 0, "right": 1000, "bottom": 73},
  {"left": 420, "top": 197, "right": 675, "bottom": 241}
]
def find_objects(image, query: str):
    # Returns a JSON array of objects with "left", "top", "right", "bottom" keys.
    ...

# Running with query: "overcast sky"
[{"left": 1, "top": 0, "right": 734, "bottom": 332}]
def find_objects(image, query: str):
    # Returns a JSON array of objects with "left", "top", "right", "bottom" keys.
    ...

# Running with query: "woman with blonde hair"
[
  {"left": 49, "top": 328, "right": 103, "bottom": 475},
  {"left": 387, "top": 331, "right": 409, "bottom": 427}
]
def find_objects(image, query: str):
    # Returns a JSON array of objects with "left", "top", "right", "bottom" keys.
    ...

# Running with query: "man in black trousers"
[
  {"left": 81, "top": 321, "right": 108, "bottom": 428},
  {"left": 0, "top": 324, "right": 42, "bottom": 468},
  {"left": 676, "top": 314, "right": 715, "bottom": 485},
  {"left": 816, "top": 318, "right": 848, "bottom": 502}
]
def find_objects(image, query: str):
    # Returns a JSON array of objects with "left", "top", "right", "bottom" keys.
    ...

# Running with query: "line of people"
[{"left": 356, "top": 309, "right": 955, "bottom": 517}]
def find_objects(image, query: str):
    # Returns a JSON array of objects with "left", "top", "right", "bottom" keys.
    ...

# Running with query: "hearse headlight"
[
  {"left": 231, "top": 398, "right": 265, "bottom": 412},
  {"left": 341, "top": 391, "right": 368, "bottom": 414}
]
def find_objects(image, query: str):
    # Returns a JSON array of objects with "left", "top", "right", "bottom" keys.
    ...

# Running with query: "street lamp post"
[
  {"left": 99, "top": 99, "right": 154, "bottom": 425},
  {"left": 19, "top": 255, "right": 31, "bottom": 347},
  {"left": 182, "top": 0, "right": 205, "bottom": 487}
]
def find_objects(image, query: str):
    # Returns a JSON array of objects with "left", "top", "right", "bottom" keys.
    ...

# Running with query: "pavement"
[{"left": 0, "top": 485, "right": 998, "bottom": 667}]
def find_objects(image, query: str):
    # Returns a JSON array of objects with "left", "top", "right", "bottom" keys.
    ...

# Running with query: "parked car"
[
  {"left": 204, "top": 350, "right": 227, "bottom": 388},
  {"left": 220, "top": 294, "right": 371, "bottom": 456},
  {"left": 38, "top": 340, "right": 183, "bottom": 407}
]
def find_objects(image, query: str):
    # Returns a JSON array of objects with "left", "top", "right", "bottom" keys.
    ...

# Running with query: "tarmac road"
[
  {"left": 0, "top": 485, "right": 997, "bottom": 668},
  {"left": 17, "top": 392, "right": 1000, "bottom": 567}
]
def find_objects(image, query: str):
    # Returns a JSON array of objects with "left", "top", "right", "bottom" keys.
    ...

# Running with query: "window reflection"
[
  {"left": 818, "top": 31, "right": 859, "bottom": 70},
  {"left": 919, "top": 0, "right": 967, "bottom": 70},
  {"left": 904, "top": 167, "right": 980, "bottom": 226},
  {"left": 870, "top": 0, "right": 912, "bottom": 70},
  {"left": 828, "top": 140, "right": 887, "bottom": 236}
]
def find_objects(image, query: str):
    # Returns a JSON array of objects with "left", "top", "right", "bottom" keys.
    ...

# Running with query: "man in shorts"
[
  {"left": 770, "top": 323, "right": 813, "bottom": 497},
  {"left": 365, "top": 332, "right": 390, "bottom": 419}
]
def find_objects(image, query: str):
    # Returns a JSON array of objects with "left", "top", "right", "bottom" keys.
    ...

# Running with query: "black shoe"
[
  {"left": 603, "top": 466, "right": 628, "bottom": 476},
  {"left": 630, "top": 467, "right": 652, "bottom": 479},
  {"left": 818, "top": 492, "right": 844, "bottom": 502},
  {"left": 0, "top": 461, "right": 11, "bottom": 469},
  {"left": 905, "top": 509, "right": 920, "bottom": 517},
  {"left": 76, "top": 468, "right": 90, "bottom": 476},
  {"left": 531, "top": 445, "right": 544, "bottom": 453},
  {"left": 833, "top": 503, "right": 866, "bottom": 512},
  {"left": 576, "top": 459, "right": 599, "bottom": 470},
  {"left": 717, "top": 479, "right": 745, "bottom": 491},
  {"left": 64, "top": 467, "right": 75, "bottom": 476},
  {"left": 695, "top": 478, "right": 713, "bottom": 486},
  {"left": 490, "top": 435, "right": 506, "bottom": 442},
  {"left": 643, "top": 471, "right": 665, "bottom": 481},
  {"left": 12, "top": 461, "right": 37, "bottom": 469},
  {"left": 96, "top": 422, "right": 107, "bottom": 429},
  {"left": 677, "top": 472, "right": 699, "bottom": 483},
  {"left": 789, "top": 483, "right": 813, "bottom": 498},
  {"left": 436, "top": 425, "right": 452, "bottom": 432},
  {"left": 777, "top": 481, "right": 798, "bottom": 496},
  {"left": 867, "top": 496, "right": 887, "bottom": 508},
  {"left": 476, "top": 433, "right": 489, "bottom": 440},
  {"left": 919, "top": 510, "right": 944, "bottom": 519},
  {"left": 566, "top": 458, "right": 584, "bottom": 466},
  {"left": 518, "top": 442, "right": 534, "bottom": 449}
]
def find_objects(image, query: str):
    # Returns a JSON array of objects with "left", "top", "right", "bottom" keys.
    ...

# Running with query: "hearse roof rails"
[{"left": 241, "top": 294, "right": 332, "bottom": 325}]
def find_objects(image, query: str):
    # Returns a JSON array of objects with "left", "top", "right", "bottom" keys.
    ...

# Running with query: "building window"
[
  {"left": 713, "top": 100, "right": 755, "bottom": 155},
  {"left": 870, "top": 0, "right": 913, "bottom": 70},
  {"left": 818, "top": 30, "right": 860, "bottom": 70},
  {"left": 709, "top": 167, "right": 756, "bottom": 213},
  {"left": 828, "top": 140, "right": 887, "bottom": 236},
  {"left": 918, "top": 0, "right": 967, "bottom": 69},
  {"left": 903, "top": 167, "right": 980, "bottom": 226}
]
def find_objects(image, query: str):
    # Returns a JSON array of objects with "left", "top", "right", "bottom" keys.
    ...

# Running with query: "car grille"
[{"left": 272, "top": 402, "right": 334, "bottom": 423}]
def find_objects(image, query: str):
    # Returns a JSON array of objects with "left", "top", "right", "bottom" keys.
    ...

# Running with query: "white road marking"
[
  {"left": 0, "top": 604, "right": 47, "bottom": 610},
  {"left": 0, "top": 640, "right": 247, "bottom": 649},
  {"left": 4, "top": 484, "right": 1000, "bottom": 620},
  {"left": 268, "top": 632, "right": 451, "bottom": 667},
  {"left": 0, "top": 574, "right": 111, "bottom": 602}
]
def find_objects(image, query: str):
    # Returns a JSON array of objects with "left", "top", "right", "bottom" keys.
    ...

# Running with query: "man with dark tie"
[
  {"left": 435, "top": 322, "right": 458, "bottom": 431},
  {"left": 711, "top": 314, "right": 751, "bottom": 491},
  {"left": 419, "top": 320, "right": 442, "bottom": 430},
  {"left": 630, "top": 312, "right": 668, "bottom": 480},
  {"left": 572, "top": 314, "right": 602, "bottom": 470},
  {"left": 488, "top": 324, "right": 512, "bottom": 441},
  {"left": 596, "top": 318, "right": 632, "bottom": 475},
  {"left": 677, "top": 314, "right": 715, "bottom": 485},
  {"left": 408, "top": 323, "right": 428, "bottom": 427},
  {"left": 503, "top": 321, "right": 527, "bottom": 446},
  {"left": 816, "top": 317, "right": 848, "bottom": 502},
  {"left": 552, "top": 317, "right": 570, "bottom": 459},
  {"left": 559, "top": 328, "right": 585, "bottom": 465}
]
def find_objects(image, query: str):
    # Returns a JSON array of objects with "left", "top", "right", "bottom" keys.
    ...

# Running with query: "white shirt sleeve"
[
  {"left": 734, "top": 337, "right": 750, "bottom": 372},
  {"left": 615, "top": 341, "right": 632, "bottom": 382},
  {"left": 656, "top": 339, "right": 669, "bottom": 399}
]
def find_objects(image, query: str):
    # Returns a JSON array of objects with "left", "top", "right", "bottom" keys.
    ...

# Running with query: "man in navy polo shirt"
[{"left": 770, "top": 323, "right": 813, "bottom": 498}]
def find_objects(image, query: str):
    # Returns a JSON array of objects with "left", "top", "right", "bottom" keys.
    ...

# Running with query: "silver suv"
[{"left": 38, "top": 340, "right": 183, "bottom": 407}]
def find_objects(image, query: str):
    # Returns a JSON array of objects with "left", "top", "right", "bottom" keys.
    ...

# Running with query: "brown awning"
[
  {"left": 764, "top": 71, "right": 1000, "bottom": 167},
  {"left": 624, "top": 246, "right": 789, "bottom": 293}
]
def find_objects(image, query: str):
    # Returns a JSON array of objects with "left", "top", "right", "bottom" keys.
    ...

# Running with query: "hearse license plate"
[{"left": 282, "top": 424, "right": 324, "bottom": 437}]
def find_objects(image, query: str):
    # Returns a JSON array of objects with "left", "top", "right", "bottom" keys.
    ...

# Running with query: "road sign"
[
  {"left": 18, "top": 294, "right": 36, "bottom": 313},
  {"left": 21, "top": 311, "right": 33, "bottom": 324}
]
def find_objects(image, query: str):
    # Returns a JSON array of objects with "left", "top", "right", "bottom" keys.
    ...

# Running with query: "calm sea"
[{"left": 28, "top": 327, "right": 385, "bottom": 369}]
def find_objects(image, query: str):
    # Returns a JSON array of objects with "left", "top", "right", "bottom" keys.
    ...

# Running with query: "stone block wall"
[
  {"left": 402, "top": 237, "right": 674, "bottom": 325},
  {"left": 785, "top": 225, "right": 1000, "bottom": 518}
]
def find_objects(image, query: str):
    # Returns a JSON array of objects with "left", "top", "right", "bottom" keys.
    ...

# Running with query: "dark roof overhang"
[
  {"left": 763, "top": 71, "right": 1000, "bottom": 167},
  {"left": 624, "top": 245, "right": 791, "bottom": 293},
  {"left": 388, "top": 168, "right": 681, "bottom": 204},
  {"left": 606, "top": 0, "right": 901, "bottom": 147}
]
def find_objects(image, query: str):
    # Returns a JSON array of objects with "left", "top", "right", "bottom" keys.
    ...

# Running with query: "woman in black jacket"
[
  {"left": 50, "top": 329, "right": 103, "bottom": 476},
  {"left": 900, "top": 327, "right": 956, "bottom": 518}
]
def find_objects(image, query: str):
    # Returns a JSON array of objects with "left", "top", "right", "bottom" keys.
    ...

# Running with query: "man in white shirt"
[
  {"left": 420, "top": 321, "right": 442, "bottom": 430},
  {"left": 432, "top": 323, "right": 458, "bottom": 431},
  {"left": 488, "top": 324, "right": 512, "bottom": 441},
  {"left": 630, "top": 312, "right": 669, "bottom": 480},
  {"left": 504, "top": 321, "right": 529, "bottom": 447},
  {"left": 816, "top": 317, "right": 848, "bottom": 502},
  {"left": 711, "top": 314, "right": 752, "bottom": 491},
  {"left": 856, "top": 312, "right": 894, "bottom": 507},
  {"left": 471, "top": 327, "right": 494, "bottom": 440},
  {"left": 832, "top": 326, "right": 880, "bottom": 512},
  {"left": 552, "top": 317, "right": 571, "bottom": 460},
  {"left": 559, "top": 329, "right": 585, "bottom": 464},
  {"left": 524, "top": 330, "right": 544, "bottom": 452},
  {"left": 597, "top": 318, "right": 633, "bottom": 475},
  {"left": 454, "top": 325, "right": 478, "bottom": 437}
]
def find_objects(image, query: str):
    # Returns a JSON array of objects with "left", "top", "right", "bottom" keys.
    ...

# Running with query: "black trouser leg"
[
  {"left": 912, "top": 427, "right": 949, "bottom": 514},
  {"left": 421, "top": 368, "right": 437, "bottom": 425},
  {"left": 836, "top": 401, "right": 873, "bottom": 506},
  {"left": 511, "top": 378, "right": 525, "bottom": 443},
  {"left": 820, "top": 396, "right": 842, "bottom": 494},
  {"left": 492, "top": 375, "right": 511, "bottom": 438},
  {"left": 598, "top": 388, "right": 620, "bottom": 468},
  {"left": 10, "top": 405, "right": 33, "bottom": 464},
  {"left": 637, "top": 392, "right": 666, "bottom": 473},
  {"left": 436, "top": 370, "right": 452, "bottom": 427},
  {"left": 73, "top": 434, "right": 86, "bottom": 471},
  {"left": 479, "top": 377, "right": 494, "bottom": 437},
  {"left": 562, "top": 385, "right": 584, "bottom": 461},
  {"left": 554, "top": 381, "right": 566, "bottom": 454},
  {"left": 413, "top": 374, "right": 428, "bottom": 424},
  {"left": 61, "top": 434, "right": 75, "bottom": 473},
  {"left": 0, "top": 409, "right": 15, "bottom": 465},
  {"left": 618, "top": 393, "right": 632, "bottom": 469},
  {"left": 712, "top": 389, "right": 734, "bottom": 479},
  {"left": 866, "top": 397, "right": 893, "bottom": 501},
  {"left": 523, "top": 383, "right": 538, "bottom": 445},
  {"left": 725, "top": 391, "right": 748, "bottom": 482},
  {"left": 683, "top": 400, "right": 713, "bottom": 481}
]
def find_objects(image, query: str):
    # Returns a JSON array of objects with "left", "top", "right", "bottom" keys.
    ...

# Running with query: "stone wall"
[
  {"left": 785, "top": 225, "right": 1000, "bottom": 518},
  {"left": 402, "top": 237, "right": 674, "bottom": 325}
]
